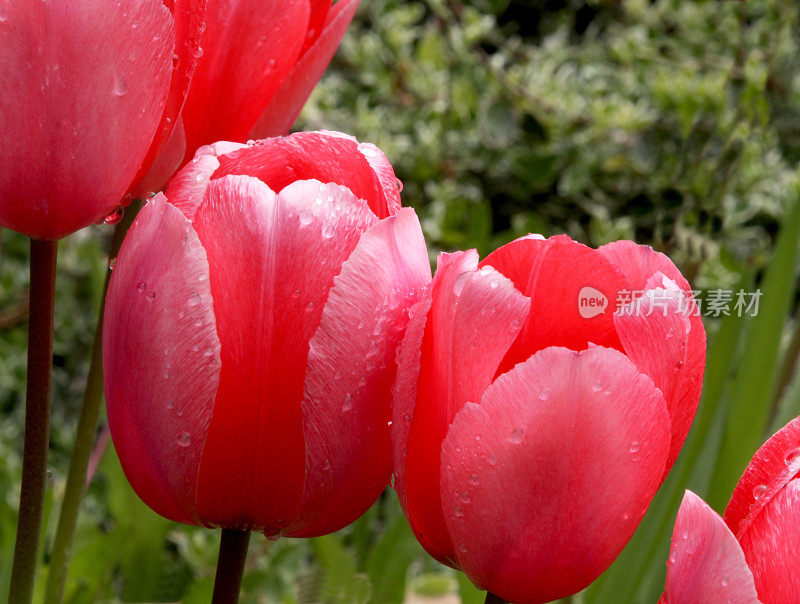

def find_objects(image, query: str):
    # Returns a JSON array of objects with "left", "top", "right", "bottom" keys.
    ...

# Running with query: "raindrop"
[
  {"left": 299, "top": 210, "right": 313, "bottom": 226},
  {"left": 103, "top": 206, "right": 124, "bottom": 225},
  {"left": 489, "top": 279, "right": 499, "bottom": 289},
  {"left": 676, "top": 360, "right": 685, "bottom": 369},
  {"left": 166, "top": 400, "right": 175, "bottom": 410},
  {"left": 454, "top": 505, "right": 463, "bottom": 518},
  {"left": 403, "top": 413, "right": 411, "bottom": 423},
  {"left": 177, "top": 432, "right": 191, "bottom": 447},
  {"left": 342, "top": 394, "right": 353, "bottom": 412},
  {"left": 682, "top": 531, "right": 688, "bottom": 540},
  {"left": 509, "top": 427, "right": 524, "bottom": 444},
  {"left": 358, "top": 376, "right": 367, "bottom": 387},
  {"left": 305, "top": 301, "right": 315, "bottom": 312},
  {"left": 146, "top": 291, "right": 156, "bottom": 302},
  {"left": 113, "top": 75, "right": 128, "bottom": 96},
  {"left": 108, "top": 257, "right": 117, "bottom": 270},
  {"left": 321, "top": 224, "right": 335, "bottom": 239},
  {"left": 137, "top": 282, "right": 147, "bottom": 294},
  {"left": 538, "top": 387, "right": 550, "bottom": 400},
  {"left": 194, "top": 318, "right": 203, "bottom": 326},
  {"left": 196, "top": 46, "right": 204, "bottom": 58},
  {"left": 178, "top": 310, "right": 185, "bottom": 319},
  {"left": 459, "top": 491, "right": 470, "bottom": 503},
  {"left": 458, "top": 544, "right": 468, "bottom": 553},
  {"left": 509, "top": 319, "right": 521, "bottom": 332},
  {"left": 721, "top": 577, "right": 729, "bottom": 588},
  {"left": 629, "top": 441, "right": 640, "bottom": 454},
  {"left": 334, "top": 370, "right": 342, "bottom": 381},
  {"left": 487, "top": 454, "right": 497, "bottom": 466},
  {"left": 753, "top": 484, "right": 767, "bottom": 500},
  {"left": 322, "top": 459, "right": 331, "bottom": 471},
  {"left": 469, "top": 474, "right": 479, "bottom": 486},
  {"left": 198, "top": 272, "right": 208, "bottom": 282},
  {"left": 188, "top": 292, "right": 200, "bottom": 306},
  {"left": 592, "top": 381, "right": 603, "bottom": 392},
  {"left": 194, "top": 173, "right": 204, "bottom": 182},
  {"left": 784, "top": 448, "right": 800, "bottom": 467},
  {"left": 395, "top": 178, "right": 403, "bottom": 192}
]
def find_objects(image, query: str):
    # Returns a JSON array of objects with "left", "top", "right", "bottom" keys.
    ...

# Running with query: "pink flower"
[
  {"left": 662, "top": 417, "right": 800, "bottom": 603},
  {"left": 0, "top": 0, "right": 205, "bottom": 240},
  {"left": 392, "top": 235, "right": 706, "bottom": 604},
  {"left": 103, "top": 131, "right": 430, "bottom": 537}
]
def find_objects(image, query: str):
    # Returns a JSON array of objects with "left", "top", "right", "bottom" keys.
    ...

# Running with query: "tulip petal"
[
  {"left": 662, "top": 491, "right": 759, "bottom": 604},
  {"left": 164, "top": 141, "right": 247, "bottom": 219},
  {"left": 601, "top": 241, "right": 706, "bottom": 468},
  {"left": 440, "top": 346, "right": 670, "bottom": 603},
  {"left": 214, "top": 131, "right": 397, "bottom": 218},
  {"left": 300, "top": 0, "right": 331, "bottom": 54},
  {"left": 180, "top": 0, "right": 309, "bottom": 154},
  {"left": 738, "top": 478, "right": 800, "bottom": 602},
  {"left": 615, "top": 286, "right": 694, "bottom": 476},
  {"left": 134, "top": 118, "right": 187, "bottom": 197},
  {"left": 404, "top": 253, "right": 530, "bottom": 564},
  {"left": 250, "top": 0, "right": 360, "bottom": 139},
  {"left": 104, "top": 194, "right": 220, "bottom": 525},
  {"left": 131, "top": 0, "right": 206, "bottom": 192},
  {"left": 724, "top": 416, "right": 800, "bottom": 538},
  {"left": 480, "top": 235, "right": 629, "bottom": 374},
  {"left": 286, "top": 208, "right": 431, "bottom": 537},
  {"left": 192, "top": 175, "right": 376, "bottom": 532},
  {"left": 0, "top": 0, "right": 174, "bottom": 239}
]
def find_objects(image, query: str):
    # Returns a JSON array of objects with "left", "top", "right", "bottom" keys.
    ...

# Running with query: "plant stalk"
[
  {"left": 212, "top": 529, "right": 251, "bottom": 604},
  {"left": 44, "top": 205, "right": 139, "bottom": 604},
  {"left": 9, "top": 239, "right": 58, "bottom": 604}
]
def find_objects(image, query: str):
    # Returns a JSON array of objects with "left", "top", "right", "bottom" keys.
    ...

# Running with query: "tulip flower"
[
  {"left": 175, "top": 0, "right": 360, "bottom": 165},
  {"left": 662, "top": 417, "right": 800, "bottom": 603},
  {"left": 392, "top": 235, "right": 706, "bottom": 604},
  {"left": 104, "top": 132, "right": 430, "bottom": 544},
  {"left": 0, "top": 0, "right": 206, "bottom": 240}
]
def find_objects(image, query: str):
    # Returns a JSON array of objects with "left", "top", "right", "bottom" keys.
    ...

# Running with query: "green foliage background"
[{"left": 2, "top": 0, "right": 800, "bottom": 601}]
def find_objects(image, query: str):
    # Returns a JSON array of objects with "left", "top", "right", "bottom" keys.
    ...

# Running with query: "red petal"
[
  {"left": 180, "top": 0, "right": 309, "bottom": 155},
  {"left": 249, "top": 0, "right": 360, "bottom": 139},
  {"left": 300, "top": 0, "right": 331, "bottom": 54},
  {"left": 724, "top": 417, "right": 800, "bottom": 538},
  {"left": 615, "top": 286, "right": 695, "bottom": 476},
  {"left": 662, "top": 491, "right": 759, "bottom": 604},
  {"left": 0, "top": 0, "right": 174, "bottom": 239},
  {"left": 133, "top": 117, "right": 187, "bottom": 197},
  {"left": 164, "top": 140, "right": 247, "bottom": 220},
  {"left": 193, "top": 175, "right": 376, "bottom": 532},
  {"left": 130, "top": 0, "right": 207, "bottom": 193},
  {"left": 739, "top": 478, "right": 800, "bottom": 602},
  {"left": 104, "top": 194, "right": 220, "bottom": 525},
  {"left": 404, "top": 253, "right": 530, "bottom": 565},
  {"left": 440, "top": 346, "right": 670, "bottom": 603},
  {"left": 285, "top": 208, "right": 431, "bottom": 537},
  {"left": 214, "top": 132, "right": 397, "bottom": 218},
  {"left": 480, "top": 235, "right": 629, "bottom": 375}
]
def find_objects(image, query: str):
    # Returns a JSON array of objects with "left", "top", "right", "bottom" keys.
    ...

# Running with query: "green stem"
[
  {"left": 212, "top": 529, "right": 251, "bottom": 604},
  {"left": 44, "top": 206, "right": 139, "bottom": 604},
  {"left": 9, "top": 239, "right": 58, "bottom": 604},
  {"left": 484, "top": 592, "right": 508, "bottom": 604}
]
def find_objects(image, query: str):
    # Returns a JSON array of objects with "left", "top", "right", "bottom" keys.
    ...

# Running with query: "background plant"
[{"left": 2, "top": 0, "right": 800, "bottom": 601}]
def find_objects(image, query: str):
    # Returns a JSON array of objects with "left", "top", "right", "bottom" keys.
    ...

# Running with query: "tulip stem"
[
  {"left": 9, "top": 238, "right": 58, "bottom": 604},
  {"left": 44, "top": 206, "right": 139, "bottom": 604},
  {"left": 212, "top": 529, "right": 251, "bottom": 604},
  {"left": 484, "top": 593, "right": 508, "bottom": 604}
]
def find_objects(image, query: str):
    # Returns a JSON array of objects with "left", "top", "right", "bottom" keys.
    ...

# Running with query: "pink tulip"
[
  {"left": 178, "top": 0, "right": 360, "bottom": 162},
  {"left": 0, "top": 0, "right": 206, "bottom": 240},
  {"left": 392, "top": 235, "right": 706, "bottom": 604},
  {"left": 662, "top": 417, "right": 800, "bottom": 603},
  {"left": 103, "top": 131, "right": 430, "bottom": 537}
]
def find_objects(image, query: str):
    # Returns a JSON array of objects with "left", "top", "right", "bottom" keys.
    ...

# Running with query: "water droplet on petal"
[
  {"left": 682, "top": 531, "right": 689, "bottom": 540},
  {"left": 592, "top": 380, "right": 603, "bottom": 392},
  {"left": 487, "top": 453, "right": 497, "bottom": 466},
  {"left": 753, "top": 484, "right": 767, "bottom": 500},
  {"left": 305, "top": 301, "right": 314, "bottom": 312},
  {"left": 459, "top": 491, "right": 470, "bottom": 503},
  {"left": 395, "top": 178, "right": 403, "bottom": 192},
  {"left": 469, "top": 474, "right": 479, "bottom": 486},
  {"left": 188, "top": 292, "right": 200, "bottom": 306},
  {"left": 342, "top": 394, "right": 353, "bottom": 412},
  {"left": 629, "top": 441, "right": 640, "bottom": 454},
  {"left": 177, "top": 432, "right": 191, "bottom": 447},
  {"left": 113, "top": 75, "right": 128, "bottom": 96},
  {"left": 196, "top": 46, "right": 204, "bottom": 58},
  {"left": 509, "top": 319, "right": 521, "bottom": 332},
  {"left": 454, "top": 505, "right": 463, "bottom": 518},
  {"left": 146, "top": 291, "right": 156, "bottom": 302},
  {"left": 194, "top": 173, "right": 204, "bottom": 182},
  {"left": 299, "top": 210, "right": 313, "bottom": 226},
  {"left": 785, "top": 448, "right": 800, "bottom": 467},
  {"left": 509, "top": 427, "right": 524, "bottom": 444},
  {"left": 137, "top": 282, "right": 147, "bottom": 294},
  {"left": 108, "top": 257, "right": 117, "bottom": 270},
  {"left": 538, "top": 387, "right": 550, "bottom": 400},
  {"left": 166, "top": 400, "right": 175, "bottom": 410},
  {"left": 489, "top": 279, "right": 499, "bottom": 289},
  {"left": 102, "top": 206, "right": 124, "bottom": 225},
  {"left": 721, "top": 577, "right": 729, "bottom": 587}
]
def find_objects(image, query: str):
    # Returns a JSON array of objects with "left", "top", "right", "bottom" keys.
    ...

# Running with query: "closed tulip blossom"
[
  {"left": 392, "top": 235, "right": 706, "bottom": 603},
  {"left": 103, "top": 131, "right": 430, "bottom": 540},
  {"left": 0, "top": 0, "right": 206, "bottom": 240},
  {"left": 662, "top": 417, "right": 800, "bottom": 603}
]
